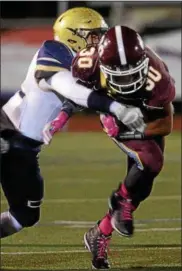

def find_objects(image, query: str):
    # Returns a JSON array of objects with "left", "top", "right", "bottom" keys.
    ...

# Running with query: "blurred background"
[
  {"left": 1, "top": 0, "right": 181, "bottom": 129},
  {"left": 1, "top": 2, "right": 181, "bottom": 269}
]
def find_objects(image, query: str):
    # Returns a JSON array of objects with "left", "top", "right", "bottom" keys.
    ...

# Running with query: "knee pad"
[{"left": 10, "top": 200, "right": 42, "bottom": 228}]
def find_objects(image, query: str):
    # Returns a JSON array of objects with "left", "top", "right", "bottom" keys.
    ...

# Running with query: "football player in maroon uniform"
[{"left": 43, "top": 25, "right": 175, "bottom": 269}]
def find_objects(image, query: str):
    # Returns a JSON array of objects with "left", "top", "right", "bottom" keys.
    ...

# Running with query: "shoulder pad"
[{"left": 37, "top": 40, "right": 74, "bottom": 70}]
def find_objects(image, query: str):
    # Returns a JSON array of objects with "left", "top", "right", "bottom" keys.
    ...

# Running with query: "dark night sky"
[
  {"left": 1, "top": 1, "right": 87, "bottom": 18},
  {"left": 2, "top": 1, "right": 178, "bottom": 19}
]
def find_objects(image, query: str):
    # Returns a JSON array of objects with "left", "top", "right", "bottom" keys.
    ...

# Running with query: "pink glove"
[
  {"left": 42, "top": 111, "right": 70, "bottom": 145},
  {"left": 100, "top": 114, "right": 119, "bottom": 137}
]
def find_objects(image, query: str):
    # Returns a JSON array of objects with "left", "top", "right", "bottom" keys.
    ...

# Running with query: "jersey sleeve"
[
  {"left": 35, "top": 40, "right": 74, "bottom": 82},
  {"left": 146, "top": 47, "right": 176, "bottom": 107},
  {"left": 148, "top": 73, "right": 176, "bottom": 108},
  {"left": 161, "top": 77, "right": 176, "bottom": 105},
  {"left": 71, "top": 46, "right": 100, "bottom": 89}
]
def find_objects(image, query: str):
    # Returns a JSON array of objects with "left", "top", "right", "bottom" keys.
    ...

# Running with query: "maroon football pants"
[{"left": 113, "top": 136, "right": 164, "bottom": 207}]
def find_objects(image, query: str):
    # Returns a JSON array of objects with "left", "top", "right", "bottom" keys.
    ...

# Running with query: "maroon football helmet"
[{"left": 98, "top": 25, "right": 149, "bottom": 96}]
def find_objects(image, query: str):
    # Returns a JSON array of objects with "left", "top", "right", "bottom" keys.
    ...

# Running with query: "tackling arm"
[
  {"left": 35, "top": 41, "right": 124, "bottom": 117},
  {"left": 36, "top": 42, "right": 144, "bottom": 128},
  {"left": 38, "top": 42, "right": 145, "bottom": 144},
  {"left": 116, "top": 103, "right": 174, "bottom": 141},
  {"left": 42, "top": 99, "right": 76, "bottom": 145},
  {"left": 44, "top": 69, "right": 126, "bottom": 117}
]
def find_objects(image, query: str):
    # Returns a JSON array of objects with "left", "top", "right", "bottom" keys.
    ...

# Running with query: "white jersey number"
[
  {"left": 77, "top": 47, "right": 96, "bottom": 68},
  {"left": 146, "top": 66, "right": 162, "bottom": 91}
]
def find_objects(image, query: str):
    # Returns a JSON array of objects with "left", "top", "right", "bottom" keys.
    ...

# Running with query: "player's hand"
[
  {"left": 1, "top": 137, "right": 10, "bottom": 154},
  {"left": 119, "top": 107, "right": 146, "bottom": 132},
  {"left": 42, "top": 122, "right": 56, "bottom": 145},
  {"left": 42, "top": 111, "right": 70, "bottom": 145},
  {"left": 100, "top": 114, "right": 119, "bottom": 137}
]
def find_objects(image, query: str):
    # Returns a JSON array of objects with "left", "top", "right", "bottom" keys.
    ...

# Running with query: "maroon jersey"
[
  {"left": 72, "top": 46, "right": 175, "bottom": 121},
  {"left": 72, "top": 46, "right": 101, "bottom": 90},
  {"left": 145, "top": 46, "right": 175, "bottom": 107}
]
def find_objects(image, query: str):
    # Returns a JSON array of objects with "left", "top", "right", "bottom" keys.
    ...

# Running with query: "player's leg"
[
  {"left": 85, "top": 138, "right": 164, "bottom": 249},
  {"left": 84, "top": 222, "right": 111, "bottom": 269},
  {"left": 0, "top": 146, "right": 43, "bottom": 238},
  {"left": 84, "top": 138, "right": 164, "bottom": 267},
  {"left": 84, "top": 155, "right": 134, "bottom": 269},
  {"left": 83, "top": 155, "right": 133, "bottom": 265},
  {"left": 110, "top": 138, "right": 164, "bottom": 236},
  {"left": 83, "top": 156, "right": 134, "bottom": 269}
]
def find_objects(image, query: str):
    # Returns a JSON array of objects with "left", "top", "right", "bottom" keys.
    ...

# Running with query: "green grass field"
[{"left": 1, "top": 132, "right": 181, "bottom": 270}]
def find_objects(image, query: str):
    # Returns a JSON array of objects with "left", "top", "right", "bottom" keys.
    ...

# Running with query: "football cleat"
[
  {"left": 84, "top": 224, "right": 111, "bottom": 269},
  {"left": 111, "top": 197, "right": 134, "bottom": 237}
]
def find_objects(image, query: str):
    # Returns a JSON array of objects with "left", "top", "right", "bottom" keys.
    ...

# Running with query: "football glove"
[
  {"left": 100, "top": 114, "right": 119, "bottom": 137},
  {"left": 42, "top": 111, "right": 70, "bottom": 145}
]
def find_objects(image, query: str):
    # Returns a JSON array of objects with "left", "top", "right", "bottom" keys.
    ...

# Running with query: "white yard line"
[
  {"left": 51, "top": 221, "right": 181, "bottom": 231},
  {"left": 1, "top": 195, "right": 180, "bottom": 204},
  {"left": 51, "top": 218, "right": 181, "bottom": 226},
  {"left": 1, "top": 246, "right": 181, "bottom": 255},
  {"left": 135, "top": 227, "right": 181, "bottom": 232},
  {"left": 65, "top": 226, "right": 181, "bottom": 231}
]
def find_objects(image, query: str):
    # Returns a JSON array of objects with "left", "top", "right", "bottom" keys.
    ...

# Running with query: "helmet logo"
[{"left": 68, "top": 39, "right": 77, "bottom": 44}]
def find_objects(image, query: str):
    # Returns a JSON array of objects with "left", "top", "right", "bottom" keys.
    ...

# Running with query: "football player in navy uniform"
[
  {"left": 0, "top": 8, "right": 144, "bottom": 240},
  {"left": 43, "top": 26, "right": 175, "bottom": 269}
]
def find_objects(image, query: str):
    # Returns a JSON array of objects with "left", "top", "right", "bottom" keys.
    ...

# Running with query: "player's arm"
[
  {"left": 101, "top": 102, "right": 174, "bottom": 141},
  {"left": 41, "top": 45, "right": 145, "bottom": 144},
  {"left": 115, "top": 102, "right": 174, "bottom": 141},
  {"left": 37, "top": 46, "right": 144, "bottom": 129},
  {"left": 35, "top": 42, "right": 128, "bottom": 120},
  {"left": 144, "top": 102, "right": 174, "bottom": 136},
  {"left": 42, "top": 100, "right": 78, "bottom": 145}
]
